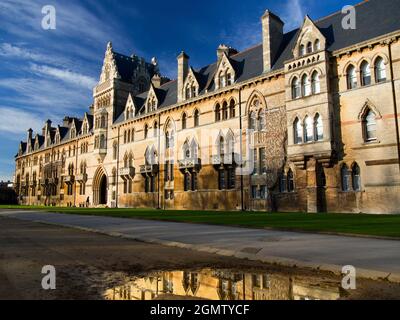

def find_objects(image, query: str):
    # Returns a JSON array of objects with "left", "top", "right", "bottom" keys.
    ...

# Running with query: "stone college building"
[{"left": 14, "top": 0, "right": 400, "bottom": 213}]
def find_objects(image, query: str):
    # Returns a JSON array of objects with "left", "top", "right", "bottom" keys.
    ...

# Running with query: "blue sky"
[{"left": 0, "top": 0, "right": 360, "bottom": 181}]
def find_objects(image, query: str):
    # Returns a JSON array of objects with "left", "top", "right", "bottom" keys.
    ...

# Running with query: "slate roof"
[{"left": 113, "top": 52, "right": 157, "bottom": 83}]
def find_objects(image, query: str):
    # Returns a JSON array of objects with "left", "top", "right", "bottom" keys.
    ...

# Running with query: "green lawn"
[{"left": 1, "top": 205, "right": 400, "bottom": 238}]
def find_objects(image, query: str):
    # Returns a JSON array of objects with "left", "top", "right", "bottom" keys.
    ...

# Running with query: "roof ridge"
[{"left": 314, "top": 0, "right": 369, "bottom": 24}]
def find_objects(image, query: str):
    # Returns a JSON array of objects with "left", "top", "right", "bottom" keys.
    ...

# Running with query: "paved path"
[{"left": 1, "top": 210, "right": 400, "bottom": 281}]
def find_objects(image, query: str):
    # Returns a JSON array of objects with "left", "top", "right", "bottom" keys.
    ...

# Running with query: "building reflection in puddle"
[{"left": 104, "top": 269, "right": 344, "bottom": 301}]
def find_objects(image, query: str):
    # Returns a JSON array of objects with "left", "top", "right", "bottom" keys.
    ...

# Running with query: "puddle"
[{"left": 104, "top": 268, "right": 346, "bottom": 300}]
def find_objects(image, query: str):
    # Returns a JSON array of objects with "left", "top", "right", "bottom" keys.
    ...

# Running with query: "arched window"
[
  {"left": 218, "top": 136, "right": 225, "bottom": 156},
  {"left": 314, "top": 113, "right": 323, "bottom": 141},
  {"left": 352, "top": 163, "right": 361, "bottom": 191},
  {"left": 219, "top": 71, "right": 226, "bottom": 88},
  {"left": 311, "top": 71, "right": 320, "bottom": 94},
  {"left": 341, "top": 164, "right": 350, "bottom": 192},
  {"left": 222, "top": 101, "right": 228, "bottom": 120},
  {"left": 346, "top": 65, "right": 357, "bottom": 89},
  {"left": 307, "top": 42, "right": 313, "bottom": 54},
  {"left": 314, "top": 39, "right": 320, "bottom": 51},
  {"left": 287, "top": 169, "right": 294, "bottom": 192},
  {"left": 124, "top": 131, "right": 127, "bottom": 144},
  {"left": 304, "top": 116, "right": 314, "bottom": 142},
  {"left": 154, "top": 121, "right": 158, "bottom": 137},
  {"left": 144, "top": 124, "right": 148, "bottom": 139},
  {"left": 279, "top": 170, "right": 286, "bottom": 193},
  {"left": 128, "top": 153, "right": 133, "bottom": 167},
  {"left": 258, "top": 109, "right": 266, "bottom": 131},
  {"left": 293, "top": 117, "right": 302, "bottom": 144},
  {"left": 131, "top": 129, "right": 135, "bottom": 142},
  {"left": 183, "top": 141, "right": 190, "bottom": 159},
  {"left": 229, "top": 100, "right": 235, "bottom": 118},
  {"left": 249, "top": 111, "right": 257, "bottom": 130},
  {"left": 184, "top": 172, "right": 191, "bottom": 191},
  {"left": 194, "top": 109, "right": 199, "bottom": 127},
  {"left": 301, "top": 74, "right": 311, "bottom": 96},
  {"left": 182, "top": 113, "right": 187, "bottom": 130},
  {"left": 226, "top": 72, "right": 233, "bottom": 86},
  {"left": 363, "top": 109, "right": 377, "bottom": 142},
  {"left": 299, "top": 44, "right": 305, "bottom": 56},
  {"left": 100, "top": 134, "right": 106, "bottom": 149},
  {"left": 292, "top": 77, "right": 300, "bottom": 99},
  {"left": 215, "top": 104, "right": 221, "bottom": 122},
  {"left": 165, "top": 131, "right": 170, "bottom": 149},
  {"left": 375, "top": 57, "right": 386, "bottom": 83},
  {"left": 360, "top": 61, "right": 371, "bottom": 86}
]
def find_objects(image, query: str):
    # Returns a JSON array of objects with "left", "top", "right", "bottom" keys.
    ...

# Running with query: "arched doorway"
[
  {"left": 93, "top": 166, "right": 108, "bottom": 206},
  {"left": 99, "top": 174, "right": 107, "bottom": 205}
]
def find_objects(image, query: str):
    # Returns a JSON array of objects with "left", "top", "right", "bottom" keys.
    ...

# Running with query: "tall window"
[
  {"left": 307, "top": 42, "right": 312, "bottom": 54},
  {"left": 347, "top": 65, "right": 357, "bottom": 89},
  {"left": 363, "top": 109, "right": 377, "bottom": 142},
  {"left": 259, "top": 148, "right": 267, "bottom": 174},
  {"left": 144, "top": 124, "right": 148, "bottom": 139},
  {"left": 352, "top": 163, "right": 361, "bottom": 191},
  {"left": 222, "top": 102, "right": 228, "bottom": 120},
  {"left": 294, "top": 117, "right": 302, "bottom": 144},
  {"left": 184, "top": 172, "right": 191, "bottom": 191},
  {"left": 218, "top": 136, "right": 225, "bottom": 156},
  {"left": 279, "top": 170, "right": 286, "bottom": 193},
  {"left": 292, "top": 77, "right": 300, "bottom": 99},
  {"left": 314, "top": 113, "right": 323, "bottom": 141},
  {"left": 341, "top": 164, "right": 350, "bottom": 192},
  {"left": 113, "top": 142, "right": 118, "bottom": 160},
  {"left": 249, "top": 112, "right": 257, "bottom": 131},
  {"left": 311, "top": 71, "right": 320, "bottom": 94},
  {"left": 304, "top": 116, "right": 314, "bottom": 143},
  {"left": 229, "top": 100, "right": 235, "bottom": 118},
  {"left": 215, "top": 104, "right": 221, "bottom": 122},
  {"left": 218, "top": 170, "right": 225, "bottom": 190},
  {"left": 314, "top": 39, "right": 320, "bottom": 51},
  {"left": 182, "top": 113, "right": 187, "bottom": 130},
  {"left": 194, "top": 109, "right": 199, "bottom": 127},
  {"left": 287, "top": 169, "right": 294, "bottom": 192},
  {"left": 360, "top": 61, "right": 371, "bottom": 86},
  {"left": 153, "top": 122, "right": 158, "bottom": 137},
  {"left": 301, "top": 75, "right": 311, "bottom": 96},
  {"left": 375, "top": 57, "right": 386, "bottom": 83}
]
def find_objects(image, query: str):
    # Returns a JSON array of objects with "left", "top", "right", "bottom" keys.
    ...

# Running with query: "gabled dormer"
[
  {"left": 183, "top": 67, "right": 200, "bottom": 100},
  {"left": 145, "top": 84, "right": 159, "bottom": 113},
  {"left": 214, "top": 52, "right": 236, "bottom": 90},
  {"left": 293, "top": 15, "right": 326, "bottom": 59},
  {"left": 124, "top": 93, "right": 136, "bottom": 120},
  {"left": 81, "top": 113, "right": 92, "bottom": 135},
  {"left": 34, "top": 134, "right": 40, "bottom": 151},
  {"left": 55, "top": 126, "right": 61, "bottom": 144},
  {"left": 70, "top": 120, "right": 77, "bottom": 139}
]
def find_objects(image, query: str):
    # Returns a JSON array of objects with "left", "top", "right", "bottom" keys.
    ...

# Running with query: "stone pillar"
[
  {"left": 306, "top": 158, "right": 318, "bottom": 213},
  {"left": 177, "top": 51, "right": 189, "bottom": 103}
]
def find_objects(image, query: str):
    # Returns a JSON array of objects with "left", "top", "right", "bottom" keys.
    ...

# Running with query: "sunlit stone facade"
[{"left": 14, "top": 0, "right": 400, "bottom": 213}]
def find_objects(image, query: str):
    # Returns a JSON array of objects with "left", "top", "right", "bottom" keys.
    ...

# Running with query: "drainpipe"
[
  {"left": 74, "top": 139, "right": 78, "bottom": 207},
  {"left": 239, "top": 88, "right": 244, "bottom": 211},
  {"left": 116, "top": 126, "right": 120, "bottom": 208},
  {"left": 157, "top": 113, "right": 161, "bottom": 209},
  {"left": 388, "top": 40, "right": 400, "bottom": 173}
]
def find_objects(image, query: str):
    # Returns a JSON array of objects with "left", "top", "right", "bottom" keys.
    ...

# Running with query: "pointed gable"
[
  {"left": 214, "top": 52, "right": 236, "bottom": 90},
  {"left": 145, "top": 84, "right": 159, "bottom": 113},
  {"left": 293, "top": 15, "right": 326, "bottom": 59},
  {"left": 183, "top": 67, "right": 201, "bottom": 99},
  {"left": 124, "top": 93, "right": 136, "bottom": 120}
]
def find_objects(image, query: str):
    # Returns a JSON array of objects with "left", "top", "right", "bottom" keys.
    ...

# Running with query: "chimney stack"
[
  {"left": 177, "top": 51, "right": 189, "bottom": 103},
  {"left": 262, "top": 10, "right": 284, "bottom": 73},
  {"left": 217, "top": 44, "right": 238, "bottom": 61},
  {"left": 27, "top": 128, "right": 33, "bottom": 152}
]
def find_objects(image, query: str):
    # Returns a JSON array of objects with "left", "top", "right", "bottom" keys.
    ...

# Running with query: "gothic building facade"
[{"left": 14, "top": 0, "right": 400, "bottom": 213}]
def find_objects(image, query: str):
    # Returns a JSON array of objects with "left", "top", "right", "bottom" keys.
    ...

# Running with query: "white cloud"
[
  {"left": 30, "top": 63, "right": 97, "bottom": 90},
  {"left": 0, "top": 107, "right": 43, "bottom": 134},
  {"left": 282, "top": 0, "right": 306, "bottom": 31}
]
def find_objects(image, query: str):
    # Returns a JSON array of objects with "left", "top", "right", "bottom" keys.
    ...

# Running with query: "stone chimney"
[
  {"left": 217, "top": 44, "right": 238, "bottom": 61},
  {"left": 151, "top": 74, "right": 162, "bottom": 88},
  {"left": 26, "top": 128, "right": 33, "bottom": 152},
  {"left": 177, "top": 51, "right": 189, "bottom": 103},
  {"left": 262, "top": 10, "right": 284, "bottom": 73}
]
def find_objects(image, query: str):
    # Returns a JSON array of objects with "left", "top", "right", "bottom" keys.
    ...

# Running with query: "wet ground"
[{"left": 0, "top": 217, "right": 399, "bottom": 300}]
